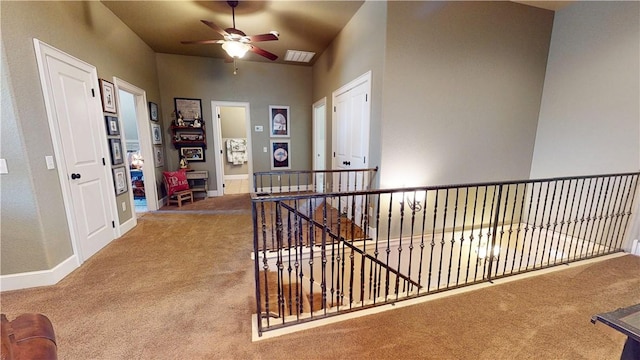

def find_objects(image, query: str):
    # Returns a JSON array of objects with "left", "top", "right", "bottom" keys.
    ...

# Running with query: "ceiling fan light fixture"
[{"left": 222, "top": 41, "right": 250, "bottom": 58}]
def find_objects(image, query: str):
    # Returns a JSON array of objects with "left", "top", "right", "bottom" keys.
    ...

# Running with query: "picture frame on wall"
[
  {"left": 109, "top": 138, "right": 124, "bottom": 165},
  {"left": 112, "top": 166, "right": 128, "bottom": 195},
  {"left": 151, "top": 123, "right": 162, "bottom": 145},
  {"left": 270, "top": 140, "right": 291, "bottom": 170},
  {"left": 149, "top": 102, "right": 159, "bottom": 121},
  {"left": 180, "top": 147, "right": 205, "bottom": 162},
  {"left": 154, "top": 146, "right": 164, "bottom": 168},
  {"left": 99, "top": 79, "right": 117, "bottom": 114},
  {"left": 174, "top": 98, "right": 202, "bottom": 121},
  {"left": 269, "top": 105, "right": 290, "bottom": 137},
  {"left": 105, "top": 115, "right": 120, "bottom": 136}
]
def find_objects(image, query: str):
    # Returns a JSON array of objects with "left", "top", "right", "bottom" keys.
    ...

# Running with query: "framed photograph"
[
  {"left": 109, "top": 138, "right": 124, "bottom": 165},
  {"left": 269, "top": 105, "right": 290, "bottom": 137},
  {"left": 112, "top": 166, "right": 128, "bottom": 195},
  {"left": 105, "top": 116, "right": 120, "bottom": 136},
  {"left": 151, "top": 123, "right": 162, "bottom": 145},
  {"left": 153, "top": 146, "right": 164, "bottom": 167},
  {"left": 180, "top": 147, "right": 205, "bottom": 162},
  {"left": 270, "top": 140, "right": 291, "bottom": 170},
  {"left": 99, "top": 79, "right": 117, "bottom": 114},
  {"left": 174, "top": 98, "right": 202, "bottom": 121},
  {"left": 149, "top": 102, "right": 159, "bottom": 121}
]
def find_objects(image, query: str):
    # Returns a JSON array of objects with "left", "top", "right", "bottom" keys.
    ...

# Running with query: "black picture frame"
[
  {"left": 109, "top": 138, "right": 124, "bottom": 165},
  {"left": 149, "top": 102, "right": 159, "bottom": 121},
  {"left": 174, "top": 98, "right": 202, "bottom": 122},
  {"left": 99, "top": 79, "right": 117, "bottom": 114},
  {"left": 180, "top": 146, "right": 205, "bottom": 162},
  {"left": 105, "top": 116, "right": 120, "bottom": 136},
  {"left": 270, "top": 140, "right": 291, "bottom": 170}
]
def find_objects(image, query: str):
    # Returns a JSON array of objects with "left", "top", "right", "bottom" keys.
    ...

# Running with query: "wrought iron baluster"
[
  {"left": 456, "top": 188, "right": 469, "bottom": 286},
  {"left": 606, "top": 176, "right": 627, "bottom": 250},
  {"left": 590, "top": 177, "right": 611, "bottom": 256},
  {"left": 396, "top": 192, "right": 405, "bottom": 298},
  {"left": 417, "top": 190, "right": 429, "bottom": 294},
  {"left": 474, "top": 186, "right": 489, "bottom": 282},
  {"left": 465, "top": 187, "right": 479, "bottom": 284},
  {"left": 577, "top": 178, "right": 596, "bottom": 259},
  {"left": 373, "top": 195, "right": 382, "bottom": 302},
  {"left": 602, "top": 176, "right": 622, "bottom": 250},
  {"left": 541, "top": 181, "right": 558, "bottom": 266},
  {"left": 498, "top": 184, "right": 513, "bottom": 276},
  {"left": 614, "top": 175, "right": 639, "bottom": 249},
  {"left": 447, "top": 188, "right": 459, "bottom": 288},
  {"left": 385, "top": 193, "right": 393, "bottom": 301},
  {"left": 427, "top": 190, "right": 439, "bottom": 291},
  {"left": 437, "top": 189, "right": 449, "bottom": 289},
  {"left": 512, "top": 183, "right": 527, "bottom": 273}
]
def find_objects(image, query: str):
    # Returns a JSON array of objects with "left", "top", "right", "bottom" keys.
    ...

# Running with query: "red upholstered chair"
[{"left": 162, "top": 169, "right": 193, "bottom": 207}]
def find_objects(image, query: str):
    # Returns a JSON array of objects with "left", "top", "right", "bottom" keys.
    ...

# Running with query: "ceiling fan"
[{"left": 181, "top": 0, "right": 279, "bottom": 62}]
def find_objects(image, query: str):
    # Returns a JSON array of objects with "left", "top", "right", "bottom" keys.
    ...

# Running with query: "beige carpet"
[{"left": 2, "top": 193, "right": 639, "bottom": 359}]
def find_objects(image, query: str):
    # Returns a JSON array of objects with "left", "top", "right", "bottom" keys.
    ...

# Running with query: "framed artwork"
[
  {"left": 269, "top": 105, "right": 290, "bottom": 137},
  {"left": 105, "top": 116, "right": 120, "bottom": 136},
  {"left": 99, "top": 79, "right": 117, "bottom": 114},
  {"left": 149, "top": 102, "right": 159, "bottom": 121},
  {"left": 270, "top": 140, "right": 290, "bottom": 170},
  {"left": 112, "top": 166, "right": 128, "bottom": 195},
  {"left": 109, "top": 138, "right": 124, "bottom": 165},
  {"left": 151, "top": 123, "right": 162, "bottom": 145},
  {"left": 180, "top": 147, "right": 205, "bottom": 162},
  {"left": 174, "top": 98, "right": 202, "bottom": 121},
  {"left": 154, "top": 146, "right": 164, "bottom": 167}
]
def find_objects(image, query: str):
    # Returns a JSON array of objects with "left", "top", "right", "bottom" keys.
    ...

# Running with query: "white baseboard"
[
  {"left": 224, "top": 174, "right": 249, "bottom": 180},
  {"left": 0, "top": 255, "right": 79, "bottom": 291},
  {"left": 208, "top": 190, "right": 220, "bottom": 197},
  {"left": 119, "top": 216, "right": 136, "bottom": 235}
]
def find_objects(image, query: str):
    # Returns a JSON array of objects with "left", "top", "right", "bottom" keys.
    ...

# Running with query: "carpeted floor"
[{"left": 2, "top": 193, "right": 639, "bottom": 359}]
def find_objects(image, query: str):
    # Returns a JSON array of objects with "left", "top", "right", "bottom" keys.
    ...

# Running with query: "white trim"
[
  {"left": 224, "top": 174, "right": 249, "bottom": 180},
  {"left": 119, "top": 216, "right": 136, "bottom": 235},
  {"left": 0, "top": 255, "right": 80, "bottom": 291},
  {"left": 208, "top": 190, "right": 221, "bottom": 197},
  {"left": 212, "top": 101, "right": 253, "bottom": 196},
  {"left": 113, "top": 77, "right": 159, "bottom": 212},
  {"left": 313, "top": 97, "right": 327, "bottom": 192}
]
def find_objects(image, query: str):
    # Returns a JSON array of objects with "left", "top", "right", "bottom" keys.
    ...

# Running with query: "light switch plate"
[
  {"left": 0, "top": 159, "right": 7, "bottom": 174},
  {"left": 263, "top": 147, "right": 268, "bottom": 153},
  {"left": 45, "top": 155, "right": 55, "bottom": 170},
  {"left": 254, "top": 125, "right": 264, "bottom": 132}
]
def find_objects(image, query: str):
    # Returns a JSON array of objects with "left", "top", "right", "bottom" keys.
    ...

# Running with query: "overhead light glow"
[{"left": 222, "top": 41, "right": 250, "bottom": 58}]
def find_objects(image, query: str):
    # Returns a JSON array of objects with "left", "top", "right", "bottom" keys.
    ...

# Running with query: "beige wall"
[
  {"left": 530, "top": 1, "right": 640, "bottom": 178},
  {"left": 1, "top": 1, "right": 162, "bottom": 274},
  {"left": 312, "top": 1, "right": 387, "bottom": 178},
  {"left": 380, "top": 1, "right": 553, "bottom": 188},
  {"left": 155, "top": 54, "right": 313, "bottom": 190}
]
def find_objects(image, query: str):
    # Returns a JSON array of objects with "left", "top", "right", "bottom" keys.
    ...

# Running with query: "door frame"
[
  {"left": 211, "top": 101, "right": 253, "bottom": 195},
  {"left": 113, "top": 78, "right": 159, "bottom": 215},
  {"left": 33, "top": 39, "right": 118, "bottom": 264},
  {"left": 313, "top": 97, "right": 327, "bottom": 191}
]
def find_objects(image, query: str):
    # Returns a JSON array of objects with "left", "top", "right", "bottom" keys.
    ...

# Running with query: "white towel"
[{"left": 226, "top": 138, "right": 247, "bottom": 165}]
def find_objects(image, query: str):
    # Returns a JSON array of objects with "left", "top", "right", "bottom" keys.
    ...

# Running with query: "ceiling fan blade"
[
  {"left": 181, "top": 39, "right": 225, "bottom": 45},
  {"left": 201, "top": 20, "right": 229, "bottom": 37},
  {"left": 247, "top": 33, "right": 279, "bottom": 42},
  {"left": 249, "top": 45, "right": 278, "bottom": 61}
]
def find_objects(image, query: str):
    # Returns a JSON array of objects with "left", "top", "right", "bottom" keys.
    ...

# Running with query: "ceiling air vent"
[{"left": 284, "top": 50, "right": 315, "bottom": 63}]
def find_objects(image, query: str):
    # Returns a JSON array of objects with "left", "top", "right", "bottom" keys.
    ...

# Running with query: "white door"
[
  {"left": 313, "top": 98, "right": 327, "bottom": 192},
  {"left": 35, "top": 40, "right": 115, "bottom": 261},
  {"left": 332, "top": 72, "right": 371, "bottom": 221}
]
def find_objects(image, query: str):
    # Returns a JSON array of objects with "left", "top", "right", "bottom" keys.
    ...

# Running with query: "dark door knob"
[{"left": 71, "top": 173, "right": 81, "bottom": 180}]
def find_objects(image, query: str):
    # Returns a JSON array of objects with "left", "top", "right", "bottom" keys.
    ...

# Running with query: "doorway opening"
[
  {"left": 212, "top": 101, "right": 252, "bottom": 196},
  {"left": 119, "top": 90, "right": 147, "bottom": 212},
  {"left": 114, "top": 78, "right": 159, "bottom": 215}
]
